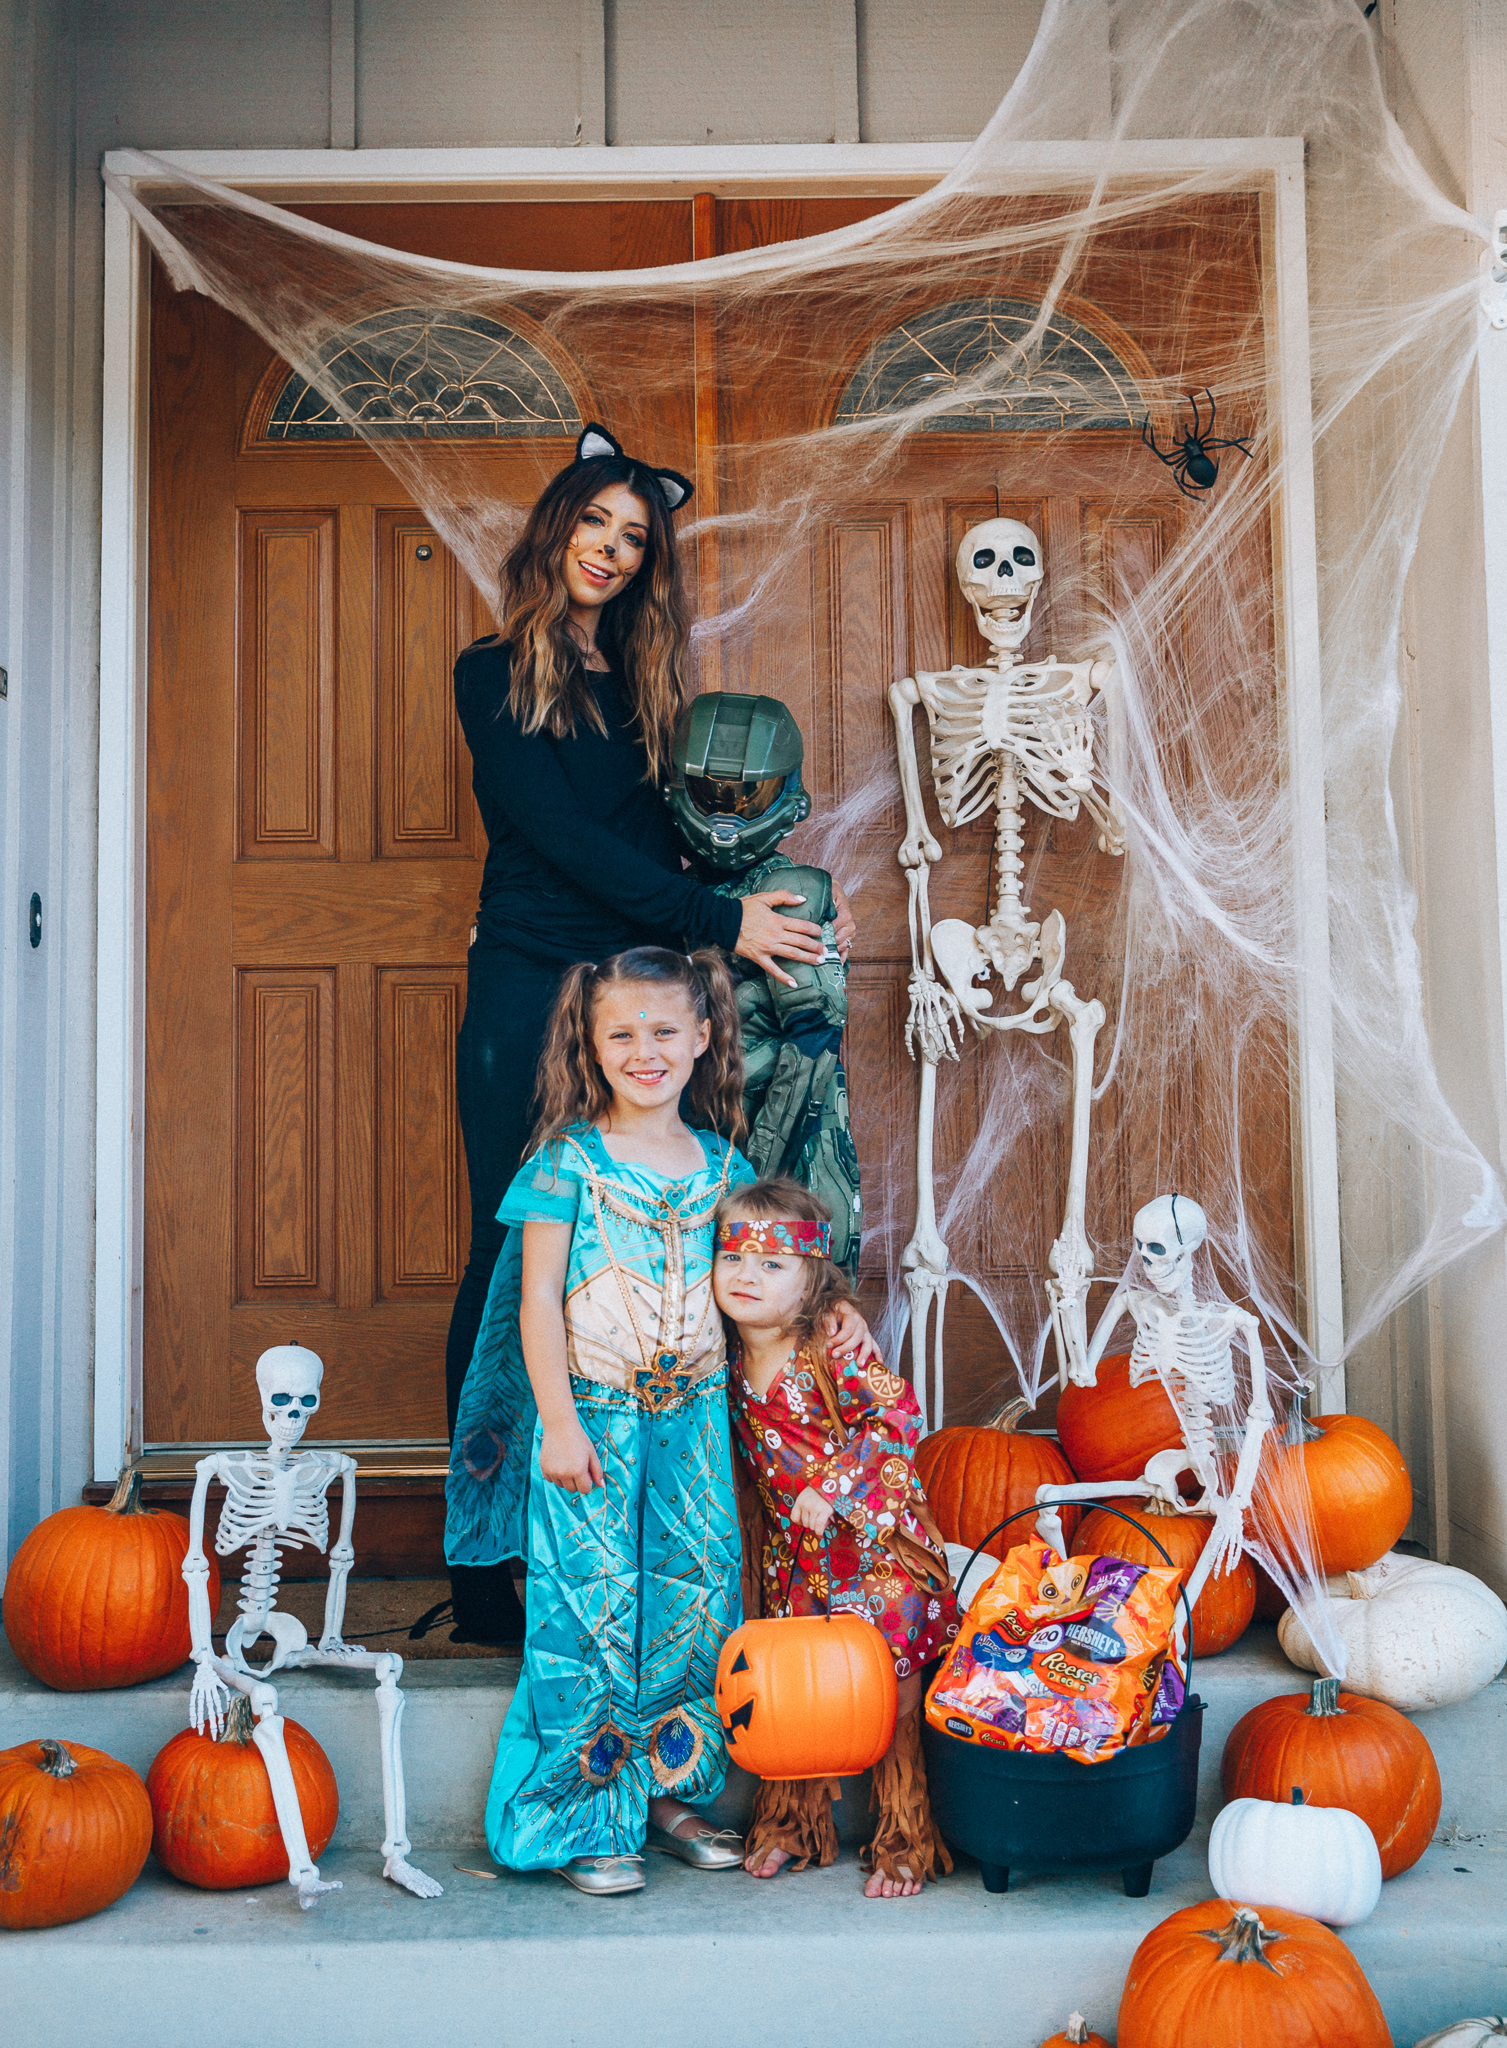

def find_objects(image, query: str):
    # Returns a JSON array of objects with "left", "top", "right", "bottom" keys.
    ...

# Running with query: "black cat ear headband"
[{"left": 573, "top": 421, "right": 693, "bottom": 512}]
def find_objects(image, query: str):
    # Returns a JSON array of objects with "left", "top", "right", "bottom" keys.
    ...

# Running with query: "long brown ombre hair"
[
  {"left": 531, "top": 946, "right": 745, "bottom": 1153},
  {"left": 498, "top": 453, "right": 690, "bottom": 784}
]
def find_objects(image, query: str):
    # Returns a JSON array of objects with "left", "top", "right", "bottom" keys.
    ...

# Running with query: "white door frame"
[{"left": 95, "top": 137, "right": 1338, "bottom": 1482}]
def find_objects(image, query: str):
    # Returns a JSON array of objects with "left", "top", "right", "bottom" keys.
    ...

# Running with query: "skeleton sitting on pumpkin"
[
  {"left": 179, "top": 1343, "right": 441, "bottom": 1906},
  {"left": 1033, "top": 1192, "right": 1275, "bottom": 1617}
]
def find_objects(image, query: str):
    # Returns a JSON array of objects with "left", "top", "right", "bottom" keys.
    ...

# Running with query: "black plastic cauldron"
[{"left": 922, "top": 1503, "right": 1205, "bottom": 1897}]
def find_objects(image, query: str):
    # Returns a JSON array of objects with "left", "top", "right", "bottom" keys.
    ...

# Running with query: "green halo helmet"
[{"left": 666, "top": 692, "right": 811, "bottom": 870}]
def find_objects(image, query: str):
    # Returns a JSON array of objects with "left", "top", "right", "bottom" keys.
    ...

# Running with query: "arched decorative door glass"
[
  {"left": 833, "top": 295, "right": 1147, "bottom": 431},
  {"left": 262, "top": 306, "right": 584, "bottom": 440}
]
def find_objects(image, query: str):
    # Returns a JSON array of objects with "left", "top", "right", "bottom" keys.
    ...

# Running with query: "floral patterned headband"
[{"left": 717, "top": 1218, "right": 831, "bottom": 1258}]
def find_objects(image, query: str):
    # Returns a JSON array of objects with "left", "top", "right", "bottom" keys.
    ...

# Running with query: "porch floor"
[{"left": 3, "top": 1625, "right": 1504, "bottom": 2046}]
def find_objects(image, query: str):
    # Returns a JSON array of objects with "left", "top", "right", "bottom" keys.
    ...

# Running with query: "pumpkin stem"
[
  {"left": 983, "top": 1395, "right": 1032, "bottom": 1434},
  {"left": 37, "top": 1739, "right": 77, "bottom": 1779},
  {"left": 1286, "top": 1382, "right": 1324, "bottom": 1445},
  {"left": 1065, "top": 2019, "right": 1091, "bottom": 2045},
  {"left": 1203, "top": 1905, "right": 1285, "bottom": 1970},
  {"left": 105, "top": 1465, "right": 147, "bottom": 1515},
  {"left": 1306, "top": 1676, "right": 1342, "bottom": 1717},
  {"left": 216, "top": 1694, "right": 258, "bottom": 1746}
]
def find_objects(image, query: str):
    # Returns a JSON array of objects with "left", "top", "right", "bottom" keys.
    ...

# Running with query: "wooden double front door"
[{"left": 144, "top": 189, "right": 1291, "bottom": 1453}]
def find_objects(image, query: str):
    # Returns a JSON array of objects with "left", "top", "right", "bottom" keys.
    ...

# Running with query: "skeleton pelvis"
[
  {"left": 225, "top": 1606, "right": 309, "bottom": 1674},
  {"left": 932, "top": 918, "right": 1057, "bottom": 1026}
]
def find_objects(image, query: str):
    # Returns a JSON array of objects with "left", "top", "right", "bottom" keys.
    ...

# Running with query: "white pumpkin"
[
  {"left": 1279, "top": 1551, "right": 1507, "bottom": 1712},
  {"left": 1414, "top": 2025, "right": 1507, "bottom": 2048},
  {"left": 1208, "top": 1790, "right": 1382, "bottom": 1928}
]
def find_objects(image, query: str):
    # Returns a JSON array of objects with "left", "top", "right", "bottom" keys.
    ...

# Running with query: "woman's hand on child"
[
  {"left": 826, "top": 1303, "right": 878, "bottom": 1366},
  {"left": 735, "top": 890, "right": 827, "bottom": 989},
  {"left": 539, "top": 1420, "right": 604, "bottom": 1494},
  {"left": 790, "top": 1486, "right": 834, "bottom": 1536}
]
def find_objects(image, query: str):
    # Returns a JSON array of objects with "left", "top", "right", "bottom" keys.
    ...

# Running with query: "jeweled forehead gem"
[{"left": 639, "top": 1011, "right": 646, "bottom": 1018}]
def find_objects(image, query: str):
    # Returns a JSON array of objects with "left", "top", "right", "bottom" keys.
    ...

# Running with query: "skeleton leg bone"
[
  {"left": 205, "top": 1662, "right": 343, "bottom": 1908},
  {"left": 1045, "top": 973, "right": 1107, "bottom": 1389},
  {"left": 901, "top": 1054, "right": 952, "bottom": 1431},
  {"left": 289, "top": 1646, "right": 443, "bottom": 1898}
]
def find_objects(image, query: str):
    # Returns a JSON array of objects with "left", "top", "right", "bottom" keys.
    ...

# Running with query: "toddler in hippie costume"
[{"left": 713, "top": 1176, "right": 960, "bottom": 1896}]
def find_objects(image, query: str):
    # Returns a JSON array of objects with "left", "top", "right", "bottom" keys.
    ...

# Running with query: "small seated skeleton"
[
  {"left": 888, "top": 516, "right": 1124, "bottom": 1418},
  {"left": 1034, "top": 1193, "right": 1274, "bottom": 1617},
  {"left": 180, "top": 1344, "right": 442, "bottom": 1906}
]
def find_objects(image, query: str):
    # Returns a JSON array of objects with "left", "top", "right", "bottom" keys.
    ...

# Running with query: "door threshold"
[{"left": 126, "top": 1440, "right": 451, "bottom": 1481}]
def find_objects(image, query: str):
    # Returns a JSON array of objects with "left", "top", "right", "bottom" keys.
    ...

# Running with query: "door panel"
[
  {"left": 237, "top": 511, "right": 338, "bottom": 859},
  {"left": 234, "top": 967, "right": 338, "bottom": 1303}
]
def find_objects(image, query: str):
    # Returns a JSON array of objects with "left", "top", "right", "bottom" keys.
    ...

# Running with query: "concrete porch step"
[{"left": 2, "top": 1626, "right": 1503, "bottom": 2046}]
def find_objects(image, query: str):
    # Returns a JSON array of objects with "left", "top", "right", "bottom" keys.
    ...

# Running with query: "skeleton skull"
[
  {"left": 1133, "top": 1192, "right": 1208, "bottom": 1297},
  {"left": 954, "top": 517, "right": 1045, "bottom": 663},
  {"left": 255, "top": 1343, "right": 324, "bottom": 1450}
]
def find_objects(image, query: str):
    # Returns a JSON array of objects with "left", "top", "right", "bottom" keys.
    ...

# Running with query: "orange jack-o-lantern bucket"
[{"left": 715, "top": 1606, "right": 898, "bottom": 1780}]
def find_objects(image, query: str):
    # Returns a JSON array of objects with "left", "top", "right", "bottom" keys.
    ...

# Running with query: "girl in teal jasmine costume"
[{"left": 446, "top": 944, "right": 871, "bottom": 1894}]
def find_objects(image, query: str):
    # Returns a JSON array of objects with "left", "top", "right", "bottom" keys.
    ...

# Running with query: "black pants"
[{"left": 445, "top": 948, "right": 564, "bottom": 1639}]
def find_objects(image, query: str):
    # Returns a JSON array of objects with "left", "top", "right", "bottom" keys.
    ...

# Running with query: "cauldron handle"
[{"left": 958, "top": 1503, "right": 1197, "bottom": 1697}]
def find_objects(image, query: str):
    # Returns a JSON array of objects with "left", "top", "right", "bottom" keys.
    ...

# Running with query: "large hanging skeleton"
[
  {"left": 180, "top": 1344, "right": 442, "bottom": 1907},
  {"left": 889, "top": 517, "right": 1124, "bottom": 1422}
]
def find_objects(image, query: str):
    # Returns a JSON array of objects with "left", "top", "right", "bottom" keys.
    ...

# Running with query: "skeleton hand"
[
  {"left": 1202, "top": 1494, "right": 1248, "bottom": 1581},
  {"left": 904, "top": 971, "right": 963, "bottom": 1064},
  {"left": 189, "top": 1656, "right": 231, "bottom": 1738}
]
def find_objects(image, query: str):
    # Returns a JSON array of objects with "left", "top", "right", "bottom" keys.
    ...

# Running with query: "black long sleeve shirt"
[{"left": 454, "top": 637, "right": 742, "bottom": 965}]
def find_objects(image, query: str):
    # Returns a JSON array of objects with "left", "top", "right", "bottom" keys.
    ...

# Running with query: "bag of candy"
[{"left": 925, "top": 1541, "right": 1184, "bottom": 1764}]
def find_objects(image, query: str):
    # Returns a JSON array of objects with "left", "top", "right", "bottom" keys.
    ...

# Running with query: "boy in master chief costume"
[{"left": 665, "top": 692, "right": 861, "bottom": 1278}]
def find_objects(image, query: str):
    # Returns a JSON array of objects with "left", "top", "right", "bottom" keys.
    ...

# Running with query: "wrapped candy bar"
[{"left": 925, "top": 1542, "right": 1183, "bottom": 1765}]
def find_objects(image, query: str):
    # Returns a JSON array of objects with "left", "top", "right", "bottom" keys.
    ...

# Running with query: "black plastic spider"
[{"left": 1140, "top": 389, "right": 1253, "bottom": 498}]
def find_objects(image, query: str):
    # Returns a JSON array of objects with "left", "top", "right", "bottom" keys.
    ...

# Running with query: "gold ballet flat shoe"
[
  {"left": 646, "top": 1819, "right": 745, "bottom": 1870},
  {"left": 556, "top": 1854, "right": 645, "bottom": 1895}
]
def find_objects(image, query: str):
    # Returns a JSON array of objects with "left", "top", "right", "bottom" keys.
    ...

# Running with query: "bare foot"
[
  {"left": 863, "top": 1864, "right": 921, "bottom": 1898},
  {"left": 744, "top": 1846, "right": 792, "bottom": 1879}
]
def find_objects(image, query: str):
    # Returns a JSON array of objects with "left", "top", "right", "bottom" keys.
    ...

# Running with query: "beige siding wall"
[
  {"left": 1377, "top": 0, "right": 1507, "bottom": 1588},
  {"left": 73, "top": 0, "right": 1046, "bottom": 153}
]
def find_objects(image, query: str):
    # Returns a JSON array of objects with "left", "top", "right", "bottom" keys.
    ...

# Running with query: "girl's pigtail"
[
  {"left": 687, "top": 947, "right": 747, "bottom": 1142},
  {"left": 529, "top": 961, "right": 608, "bottom": 1154}
]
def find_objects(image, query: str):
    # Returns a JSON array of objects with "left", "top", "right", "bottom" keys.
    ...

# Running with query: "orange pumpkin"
[
  {"left": 1222, "top": 1674, "right": 1441, "bottom": 1879},
  {"left": 1077, "top": 1498, "right": 1255, "bottom": 1657},
  {"left": 2, "top": 1468, "right": 220, "bottom": 1690},
  {"left": 147, "top": 1693, "right": 339, "bottom": 1887},
  {"left": 1118, "top": 1900, "right": 1391, "bottom": 2047},
  {"left": 715, "top": 1613, "right": 897, "bottom": 1779},
  {"left": 0, "top": 1738, "right": 152, "bottom": 1928},
  {"left": 1040, "top": 2018, "right": 1110, "bottom": 2048},
  {"left": 1259, "top": 1410, "right": 1412, "bottom": 1576},
  {"left": 1055, "top": 1353, "right": 1183, "bottom": 1485},
  {"left": 916, "top": 1397, "right": 1080, "bottom": 1554}
]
